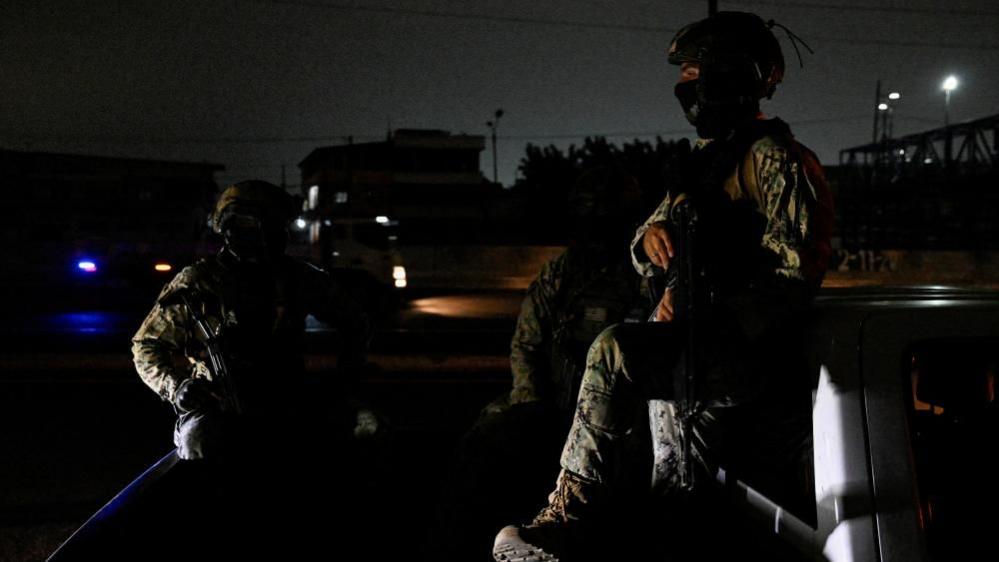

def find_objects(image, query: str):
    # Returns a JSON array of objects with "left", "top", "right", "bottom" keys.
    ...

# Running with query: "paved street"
[{"left": 0, "top": 290, "right": 525, "bottom": 561}]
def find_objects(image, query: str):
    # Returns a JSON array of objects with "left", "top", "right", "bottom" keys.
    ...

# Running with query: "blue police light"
[{"left": 77, "top": 260, "right": 98, "bottom": 273}]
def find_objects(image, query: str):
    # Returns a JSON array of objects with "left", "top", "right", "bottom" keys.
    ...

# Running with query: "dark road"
[{"left": 0, "top": 291, "right": 524, "bottom": 561}]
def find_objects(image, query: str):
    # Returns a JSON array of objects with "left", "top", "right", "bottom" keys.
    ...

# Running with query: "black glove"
[{"left": 174, "top": 378, "right": 220, "bottom": 413}]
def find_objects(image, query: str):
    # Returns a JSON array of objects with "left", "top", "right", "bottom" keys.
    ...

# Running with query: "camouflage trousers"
[{"left": 560, "top": 310, "right": 763, "bottom": 489}]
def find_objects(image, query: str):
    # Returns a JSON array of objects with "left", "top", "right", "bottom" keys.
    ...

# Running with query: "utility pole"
[
  {"left": 872, "top": 79, "right": 881, "bottom": 144},
  {"left": 486, "top": 108, "right": 504, "bottom": 185},
  {"left": 709, "top": 0, "right": 717, "bottom": 15},
  {"left": 942, "top": 76, "right": 958, "bottom": 168}
]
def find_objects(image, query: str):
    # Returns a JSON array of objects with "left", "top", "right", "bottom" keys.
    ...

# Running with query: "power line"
[
  {"left": 722, "top": 0, "right": 999, "bottom": 18},
  {"left": 240, "top": 0, "right": 676, "bottom": 33},
  {"left": 240, "top": 0, "right": 999, "bottom": 49},
  {"left": 824, "top": 37, "right": 998, "bottom": 49},
  {"left": 11, "top": 134, "right": 385, "bottom": 145}
]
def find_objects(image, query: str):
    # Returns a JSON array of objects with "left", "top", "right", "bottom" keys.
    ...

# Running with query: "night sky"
[{"left": 4, "top": 0, "right": 999, "bottom": 187}]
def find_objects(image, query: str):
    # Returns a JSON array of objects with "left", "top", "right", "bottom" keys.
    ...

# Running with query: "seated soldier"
[
  {"left": 431, "top": 167, "right": 652, "bottom": 560},
  {"left": 494, "top": 12, "right": 833, "bottom": 562}
]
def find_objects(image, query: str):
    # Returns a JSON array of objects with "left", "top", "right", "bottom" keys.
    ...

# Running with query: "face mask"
[
  {"left": 674, "top": 77, "right": 759, "bottom": 139},
  {"left": 674, "top": 79, "right": 701, "bottom": 127},
  {"left": 223, "top": 217, "right": 287, "bottom": 264}
]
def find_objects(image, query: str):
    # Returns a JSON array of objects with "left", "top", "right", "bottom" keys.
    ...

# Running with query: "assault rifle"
[
  {"left": 647, "top": 195, "right": 701, "bottom": 492},
  {"left": 177, "top": 292, "right": 243, "bottom": 415},
  {"left": 670, "top": 196, "right": 700, "bottom": 492}
]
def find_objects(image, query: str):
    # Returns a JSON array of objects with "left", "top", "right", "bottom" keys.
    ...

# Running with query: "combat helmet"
[
  {"left": 668, "top": 11, "right": 788, "bottom": 138},
  {"left": 210, "top": 180, "right": 297, "bottom": 234},
  {"left": 211, "top": 180, "right": 298, "bottom": 262}
]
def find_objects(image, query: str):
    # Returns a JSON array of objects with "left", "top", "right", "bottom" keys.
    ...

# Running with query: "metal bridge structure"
[{"left": 834, "top": 114, "right": 999, "bottom": 250}]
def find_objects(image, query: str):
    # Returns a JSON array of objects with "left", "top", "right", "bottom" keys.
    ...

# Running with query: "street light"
[
  {"left": 871, "top": 81, "right": 901, "bottom": 142},
  {"left": 941, "top": 75, "right": 959, "bottom": 166},
  {"left": 876, "top": 94, "right": 900, "bottom": 141},
  {"left": 942, "top": 75, "right": 958, "bottom": 128}
]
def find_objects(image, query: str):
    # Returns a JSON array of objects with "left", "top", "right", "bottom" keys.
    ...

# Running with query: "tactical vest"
[
  {"left": 668, "top": 118, "right": 797, "bottom": 296},
  {"left": 183, "top": 254, "right": 311, "bottom": 415}
]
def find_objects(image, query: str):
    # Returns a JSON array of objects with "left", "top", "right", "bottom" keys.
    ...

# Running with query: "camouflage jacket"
[
  {"left": 631, "top": 118, "right": 834, "bottom": 296},
  {"left": 509, "top": 247, "right": 650, "bottom": 413},
  {"left": 132, "top": 252, "right": 368, "bottom": 408}
]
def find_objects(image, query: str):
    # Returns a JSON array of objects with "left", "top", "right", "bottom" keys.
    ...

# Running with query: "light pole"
[
  {"left": 872, "top": 79, "right": 882, "bottom": 143},
  {"left": 942, "top": 76, "right": 958, "bottom": 167},
  {"left": 942, "top": 75, "right": 958, "bottom": 128},
  {"left": 876, "top": 92, "right": 901, "bottom": 142},
  {"left": 886, "top": 92, "right": 900, "bottom": 140},
  {"left": 486, "top": 108, "right": 504, "bottom": 185}
]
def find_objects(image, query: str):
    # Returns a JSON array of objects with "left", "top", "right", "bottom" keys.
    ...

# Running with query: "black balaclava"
[{"left": 220, "top": 206, "right": 288, "bottom": 266}]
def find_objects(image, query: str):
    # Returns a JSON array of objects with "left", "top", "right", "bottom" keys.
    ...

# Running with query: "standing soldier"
[
  {"left": 494, "top": 11, "right": 834, "bottom": 561},
  {"left": 131, "top": 179, "right": 371, "bottom": 553}
]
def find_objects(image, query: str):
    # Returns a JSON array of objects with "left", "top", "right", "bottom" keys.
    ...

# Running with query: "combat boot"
[{"left": 492, "top": 470, "right": 599, "bottom": 562}]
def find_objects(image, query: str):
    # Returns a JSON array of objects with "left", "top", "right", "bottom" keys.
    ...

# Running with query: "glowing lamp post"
[
  {"left": 940, "top": 75, "right": 958, "bottom": 166},
  {"left": 942, "top": 75, "right": 958, "bottom": 128},
  {"left": 871, "top": 80, "right": 902, "bottom": 142}
]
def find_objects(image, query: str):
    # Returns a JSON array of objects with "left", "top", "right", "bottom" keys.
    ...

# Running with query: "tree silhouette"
[{"left": 512, "top": 136, "right": 689, "bottom": 243}]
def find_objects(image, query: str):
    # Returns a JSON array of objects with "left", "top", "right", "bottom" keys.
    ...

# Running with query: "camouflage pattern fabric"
[
  {"left": 132, "top": 253, "right": 368, "bottom": 408},
  {"left": 508, "top": 247, "right": 650, "bottom": 414},
  {"left": 560, "top": 314, "right": 751, "bottom": 486},
  {"left": 562, "top": 122, "right": 832, "bottom": 491},
  {"left": 631, "top": 122, "right": 834, "bottom": 287}
]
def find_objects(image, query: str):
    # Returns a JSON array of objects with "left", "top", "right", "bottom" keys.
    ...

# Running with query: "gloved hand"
[
  {"left": 353, "top": 407, "right": 382, "bottom": 439},
  {"left": 174, "top": 378, "right": 220, "bottom": 413}
]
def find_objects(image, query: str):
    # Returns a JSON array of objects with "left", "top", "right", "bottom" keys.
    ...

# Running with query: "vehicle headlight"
[{"left": 393, "top": 266, "right": 407, "bottom": 288}]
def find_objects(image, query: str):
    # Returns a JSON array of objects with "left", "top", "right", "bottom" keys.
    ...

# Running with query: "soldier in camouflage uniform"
[
  {"left": 494, "top": 12, "right": 834, "bottom": 561},
  {"left": 431, "top": 167, "right": 652, "bottom": 560},
  {"left": 131, "top": 180, "right": 369, "bottom": 554},
  {"left": 504, "top": 167, "right": 652, "bottom": 416}
]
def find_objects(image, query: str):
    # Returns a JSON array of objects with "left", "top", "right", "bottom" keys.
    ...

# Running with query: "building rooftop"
[{"left": 299, "top": 129, "right": 485, "bottom": 171}]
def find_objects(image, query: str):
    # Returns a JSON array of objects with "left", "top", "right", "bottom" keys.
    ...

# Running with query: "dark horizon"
[{"left": 4, "top": 0, "right": 999, "bottom": 187}]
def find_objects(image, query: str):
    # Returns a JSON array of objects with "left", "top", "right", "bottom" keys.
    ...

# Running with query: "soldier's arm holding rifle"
[
  {"left": 131, "top": 265, "right": 221, "bottom": 412},
  {"left": 631, "top": 192, "right": 683, "bottom": 322}
]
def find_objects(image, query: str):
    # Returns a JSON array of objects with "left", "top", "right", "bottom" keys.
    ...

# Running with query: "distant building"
[
  {"left": 297, "top": 129, "right": 543, "bottom": 290},
  {"left": 0, "top": 149, "right": 223, "bottom": 293},
  {"left": 298, "top": 129, "right": 500, "bottom": 243}
]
